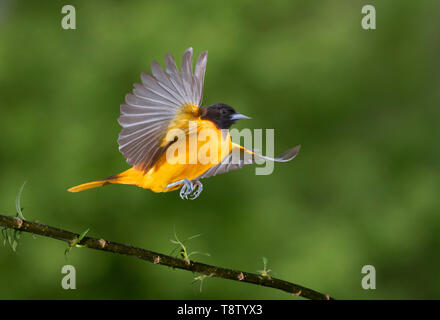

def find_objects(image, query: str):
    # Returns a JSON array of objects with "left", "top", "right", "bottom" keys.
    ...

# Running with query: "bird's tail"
[{"left": 67, "top": 168, "right": 143, "bottom": 193}]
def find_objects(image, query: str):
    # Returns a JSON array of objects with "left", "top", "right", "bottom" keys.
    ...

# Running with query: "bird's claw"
[
  {"left": 165, "top": 179, "right": 203, "bottom": 200},
  {"left": 179, "top": 179, "right": 193, "bottom": 200},
  {"left": 189, "top": 181, "right": 203, "bottom": 200}
]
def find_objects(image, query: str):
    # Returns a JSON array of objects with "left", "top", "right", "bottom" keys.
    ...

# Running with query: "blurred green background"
[{"left": 0, "top": 0, "right": 439, "bottom": 299}]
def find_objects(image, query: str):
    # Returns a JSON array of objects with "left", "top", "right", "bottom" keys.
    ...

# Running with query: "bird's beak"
[{"left": 231, "top": 113, "right": 251, "bottom": 121}]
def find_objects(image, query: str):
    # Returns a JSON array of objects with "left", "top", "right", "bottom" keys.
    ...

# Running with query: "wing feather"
[
  {"left": 181, "top": 48, "right": 193, "bottom": 99},
  {"left": 165, "top": 53, "right": 187, "bottom": 99},
  {"left": 197, "top": 144, "right": 301, "bottom": 180},
  {"left": 118, "top": 47, "right": 208, "bottom": 172},
  {"left": 194, "top": 51, "right": 208, "bottom": 105}
]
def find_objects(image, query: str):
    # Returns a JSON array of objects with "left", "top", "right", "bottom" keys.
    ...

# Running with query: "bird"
[{"left": 68, "top": 47, "right": 300, "bottom": 199}]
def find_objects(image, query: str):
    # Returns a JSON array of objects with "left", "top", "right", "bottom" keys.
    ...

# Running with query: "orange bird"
[{"left": 68, "top": 48, "right": 300, "bottom": 199}]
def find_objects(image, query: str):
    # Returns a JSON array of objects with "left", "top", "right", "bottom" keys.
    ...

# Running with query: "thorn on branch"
[
  {"left": 97, "top": 239, "right": 107, "bottom": 248},
  {"left": 292, "top": 289, "right": 302, "bottom": 297},
  {"left": 14, "top": 217, "right": 23, "bottom": 229}
]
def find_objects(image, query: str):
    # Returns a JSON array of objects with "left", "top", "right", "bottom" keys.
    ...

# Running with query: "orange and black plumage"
[{"left": 68, "top": 48, "right": 300, "bottom": 199}]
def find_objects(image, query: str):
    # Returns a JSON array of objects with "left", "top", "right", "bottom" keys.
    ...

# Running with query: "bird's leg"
[
  {"left": 165, "top": 179, "right": 193, "bottom": 200},
  {"left": 165, "top": 179, "right": 203, "bottom": 200},
  {"left": 189, "top": 180, "right": 203, "bottom": 200}
]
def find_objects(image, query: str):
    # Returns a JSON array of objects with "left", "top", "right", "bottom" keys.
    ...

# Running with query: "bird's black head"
[{"left": 200, "top": 103, "right": 250, "bottom": 129}]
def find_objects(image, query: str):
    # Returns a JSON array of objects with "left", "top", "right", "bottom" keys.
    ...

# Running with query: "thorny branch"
[{"left": 0, "top": 214, "right": 333, "bottom": 300}]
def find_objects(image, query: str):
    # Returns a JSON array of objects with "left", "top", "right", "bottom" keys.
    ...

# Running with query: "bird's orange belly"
[
  {"left": 140, "top": 127, "right": 232, "bottom": 193},
  {"left": 141, "top": 162, "right": 214, "bottom": 193}
]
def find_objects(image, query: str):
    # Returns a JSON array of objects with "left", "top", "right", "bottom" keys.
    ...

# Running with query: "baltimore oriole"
[{"left": 68, "top": 48, "right": 300, "bottom": 199}]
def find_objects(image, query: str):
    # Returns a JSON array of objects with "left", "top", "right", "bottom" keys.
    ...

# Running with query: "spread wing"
[
  {"left": 118, "top": 47, "right": 208, "bottom": 172},
  {"left": 196, "top": 144, "right": 301, "bottom": 179}
]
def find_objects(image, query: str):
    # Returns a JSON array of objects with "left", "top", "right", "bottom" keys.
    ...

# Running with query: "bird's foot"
[
  {"left": 179, "top": 179, "right": 194, "bottom": 199},
  {"left": 165, "top": 179, "right": 203, "bottom": 200},
  {"left": 189, "top": 180, "right": 203, "bottom": 200},
  {"left": 166, "top": 178, "right": 193, "bottom": 199}
]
